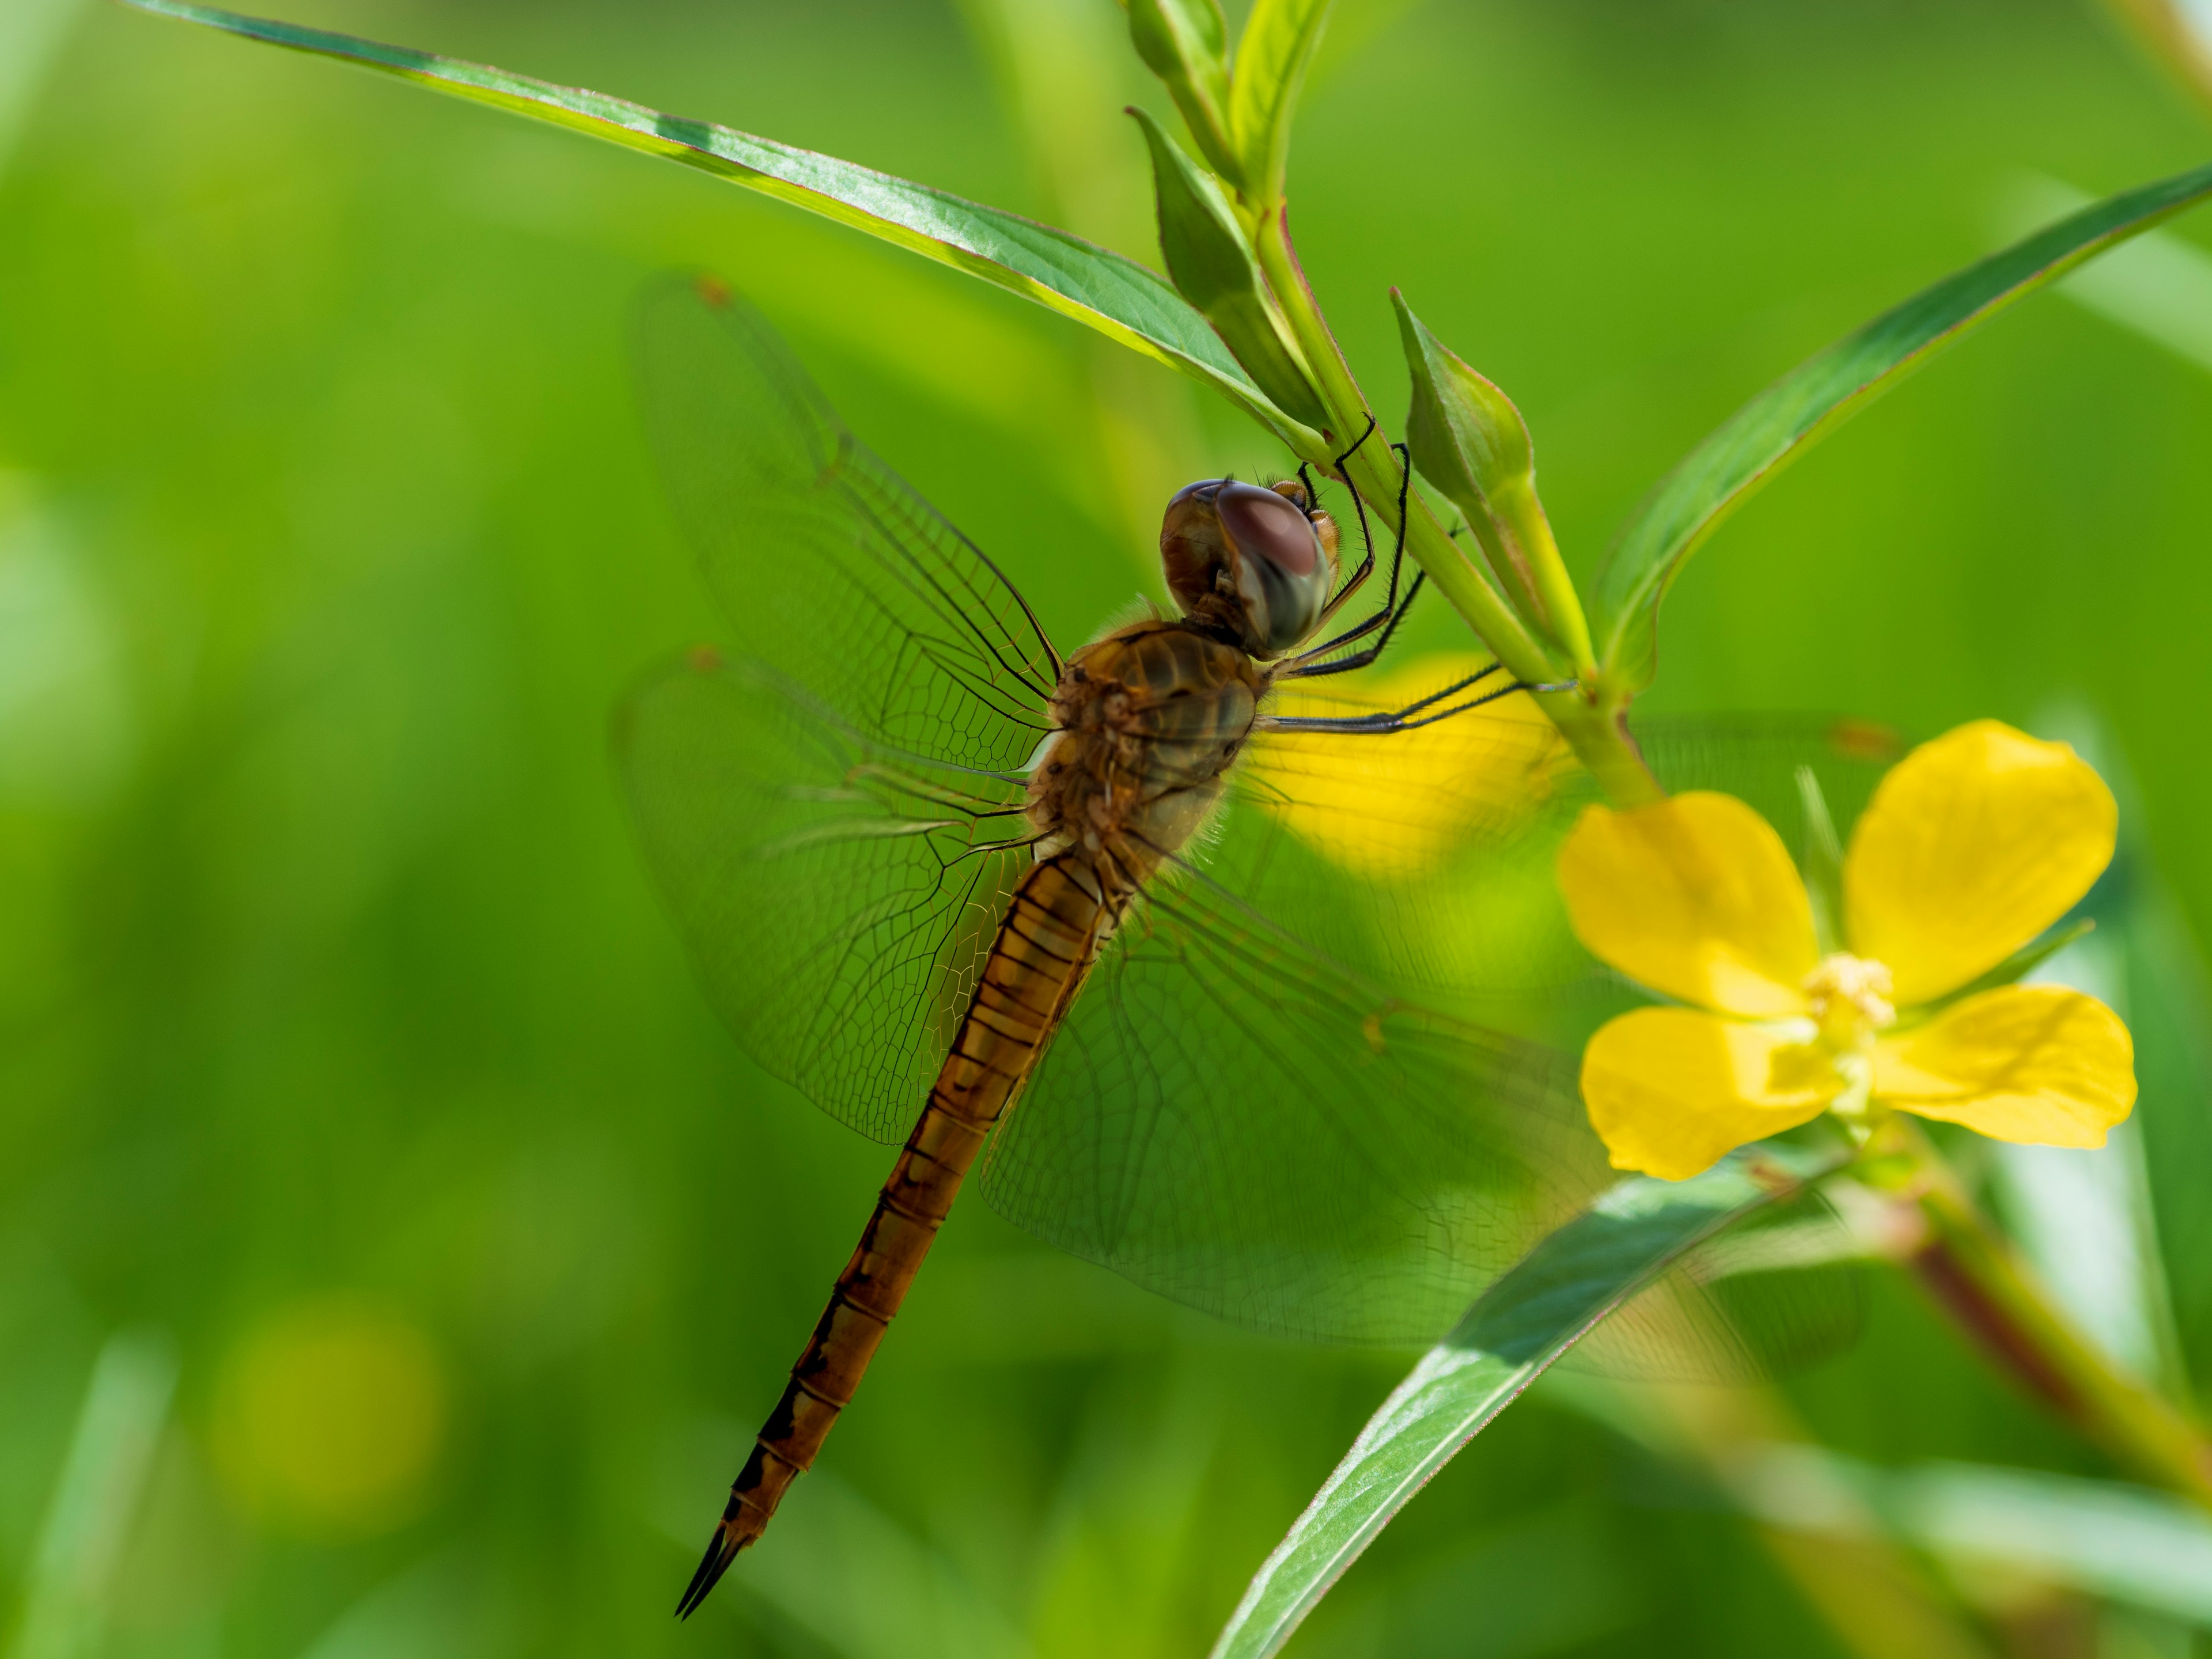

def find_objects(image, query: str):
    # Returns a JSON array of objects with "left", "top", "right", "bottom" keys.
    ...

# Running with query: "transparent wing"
[
  {"left": 623, "top": 275, "right": 1060, "bottom": 1139},
  {"left": 1226, "top": 657, "right": 1589, "bottom": 994},
  {"left": 633, "top": 273, "right": 1060, "bottom": 772},
  {"left": 1639, "top": 713, "right": 1903, "bottom": 846},
  {"left": 983, "top": 691, "right": 1887, "bottom": 1356},
  {"left": 1240, "top": 657, "right": 1578, "bottom": 881},
  {"left": 1219, "top": 662, "right": 1902, "bottom": 1000},
  {"left": 1571, "top": 1185, "right": 1869, "bottom": 1382},
  {"left": 618, "top": 654, "right": 1034, "bottom": 1142},
  {"left": 979, "top": 862, "right": 1608, "bottom": 1346}
]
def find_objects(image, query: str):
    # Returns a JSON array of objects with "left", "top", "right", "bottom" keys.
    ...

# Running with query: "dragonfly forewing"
[
  {"left": 1225, "top": 679, "right": 1904, "bottom": 1009},
  {"left": 634, "top": 274, "right": 1059, "bottom": 772},
  {"left": 1228, "top": 660, "right": 1592, "bottom": 998}
]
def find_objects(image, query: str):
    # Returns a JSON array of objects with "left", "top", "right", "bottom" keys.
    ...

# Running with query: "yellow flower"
[{"left": 1557, "top": 720, "right": 2137, "bottom": 1180}]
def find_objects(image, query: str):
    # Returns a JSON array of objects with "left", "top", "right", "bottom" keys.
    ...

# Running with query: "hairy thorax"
[{"left": 1027, "top": 619, "right": 1265, "bottom": 897}]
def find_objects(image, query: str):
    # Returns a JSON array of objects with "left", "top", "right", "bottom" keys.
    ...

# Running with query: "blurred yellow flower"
[
  {"left": 212, "top": 1294, "right": 447, "bottom": 1537},
  {"left": 1249, "top": 652, "right": 1571, "bottom": 877},
  {"left": 1557, "top": 720, "right": 2137, "bottom": 1180}
]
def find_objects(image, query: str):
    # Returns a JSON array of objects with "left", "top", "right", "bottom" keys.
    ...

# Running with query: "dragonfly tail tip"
[{"left": 673, "top": 1524, "right": 746, "bottom": 1620}]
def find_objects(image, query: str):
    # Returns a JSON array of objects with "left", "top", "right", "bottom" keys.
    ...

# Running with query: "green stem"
[
  {"left": 1252, "top": 204, "right": 1368, "bottom": 450},
  {"left": 1870, "top": 1116, "right": 2212, "bottom": 1509},
  {"left": 1251, "top": 204, "right": 1664, "bottom": 808},
  {"left": 1502, "top": 494, "right": 1599, "bottom": 682},
  {"left": 1536, "top": 687, "right": 1665, "bottom": 808}
]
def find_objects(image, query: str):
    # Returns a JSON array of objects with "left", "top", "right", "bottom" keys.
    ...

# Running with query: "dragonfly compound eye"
[
  {"left": 1158, "top": 479, "right": 1335, "bottom": 658},
  {"left": 1216, "top": 481, "right": 1332, "bottom": 656}
]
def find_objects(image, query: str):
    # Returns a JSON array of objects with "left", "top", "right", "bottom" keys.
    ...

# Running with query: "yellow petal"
[
  {"left": 1844, "top": 720, "right": 2116, "bottom": 1005},
  {"left": 1874, "top": 984, "right": 2136, "bottom": 1147},
  {"left": 1581, "top": 1007, "right": 1842, "bottom": 1181},
  {"left": 1558, "top": 793, "right": 1819, "bottom": 1017}
]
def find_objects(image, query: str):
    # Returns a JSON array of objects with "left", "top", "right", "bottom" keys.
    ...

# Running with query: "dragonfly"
[{"left": 621, "top": 275, "right": 1881, "bottom": 1617}]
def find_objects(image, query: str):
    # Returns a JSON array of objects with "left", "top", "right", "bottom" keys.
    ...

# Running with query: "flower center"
[{"left": 1801, "top": 952, "right": 1896, "bottom": 1050}]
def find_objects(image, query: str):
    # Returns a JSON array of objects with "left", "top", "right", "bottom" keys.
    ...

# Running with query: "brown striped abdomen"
[{"left": 676, "top": 854, "right": 1108, "bottom": 1615}]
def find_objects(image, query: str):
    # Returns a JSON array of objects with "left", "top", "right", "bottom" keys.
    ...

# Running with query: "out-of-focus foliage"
[
  {"left": 1588, "top": 158, "right": 2212, "bottom": 694},
  {"left": 3, "top": 1, "right": 2212, "bottom": 1656},
  {"left": 2101, "top": 0, "right": 2212, "bottom": 111}
]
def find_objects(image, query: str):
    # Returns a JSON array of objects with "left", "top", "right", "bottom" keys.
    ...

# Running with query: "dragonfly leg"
[
  {"left": 1263, "top": 664, "right": 1579, "bottom": 734},
  {"left": 1330, "top": 412, "right": 1378, "bottom": 478},
  {"left": 1309, "top": 418, "right": 1383, "bottom": 619},
  {"left": 1281, "top": 444, "right": 1423, "bottom": 680}
]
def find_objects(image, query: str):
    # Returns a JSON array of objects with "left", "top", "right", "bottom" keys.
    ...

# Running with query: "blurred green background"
[{"left": 5, "top": 0, "right": 2212, "bottom": 1654}]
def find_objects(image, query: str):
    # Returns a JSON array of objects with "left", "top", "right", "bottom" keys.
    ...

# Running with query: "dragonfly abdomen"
[{"left": 676, "top": 854, "right": 1108, "bottom": 1616}]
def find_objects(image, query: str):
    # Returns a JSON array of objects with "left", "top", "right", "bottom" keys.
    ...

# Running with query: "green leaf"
[
  {"left": 1794, "top": 764, "right": 1847, "bottom": 955},
  {"left": 1207, "top": 1143, "right": 1847, "bottom": 1659},
  {"left": 1127, "top": 0, "right": 1241, "bottom": 184},
  {"left": 1131, "top": 109, "right": 1332, "bottom": 431},
  {"left": 1393, "top": 291, "right": 1588, "bottom": 669},
  {"left": 118, "top": 0, "right": 1314, "bottom": 445},
  {"left": 1589, "top": 157, "right": 2212, "bottom": 696},
  {"left": 1228, "top": 0, "right": 1334, "bottom": 210}
]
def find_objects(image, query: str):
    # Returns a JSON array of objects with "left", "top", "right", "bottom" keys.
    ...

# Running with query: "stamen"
[{"left": 1802, "top": 953, "right": 1896, "bottom": 1032}]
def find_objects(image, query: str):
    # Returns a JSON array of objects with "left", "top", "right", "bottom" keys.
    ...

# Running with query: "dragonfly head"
[{"left": 1159, "top": 478, "right": 1340, "bottom": 659}]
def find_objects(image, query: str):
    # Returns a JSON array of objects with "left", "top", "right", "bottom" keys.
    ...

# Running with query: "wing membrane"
[
  {"left": 1639, "top": 714, "right": 1902, "bottom": 847},
  {"left": 980, "top": 859, "right": 1867, "bottom": 1361},
  {"left": 634, "top": 274, "right": 1059, "bottom": 772},
  {"left": 980, "top": 862, "right": 1607, "bottom": 1346},
  {"left": 1215, "top": 672, "right": 1902, "bottom": 999},
  {"left": 618, "top": 655, "right": 1033, "bottom": 1141},
  {"left": 1224, "top": 658, "right": 1588, "bottom": 994},
  {"left": 624, "top": 278, "right": 1059, "bottom": 1138},
  {"left": 1241, "top": 656, "right": 1577, "bottom": 881},
  {"left": 978, "top": 699, "right": 1889, "bottom": 1353},
  {"left": 1571, "top": 1186, "right": 1869, "bottom": 1381}
]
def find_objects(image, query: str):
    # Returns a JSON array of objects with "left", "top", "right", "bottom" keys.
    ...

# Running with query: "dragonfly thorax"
[{"left": 1028, "top": 620, "right": 1264, "bottom": 888}]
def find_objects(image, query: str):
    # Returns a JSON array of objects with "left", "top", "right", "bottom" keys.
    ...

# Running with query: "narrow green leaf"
[
  {"left": 14, "top": 1331, "right": 178, "bottom": 1659},
  {"left": 1131, "top": 108, "right": 1333, "bottom": 431},
  {"left": 1228, "top": 0, "right": 1334, "bottom": 210},
  {"left": 1393, "top": 291, "right": 1588, "bottom": 669},
  {"left": 1209, "top": 1143, "right": 1847, "bottom": 1659},
  {"left": 1127, "top": 0, "right": 1241, "bottom": 184},
  {"left": 1794, "top": 764, "right": 1847, "bottom": 955},
  {"left": 1590, "top": 158, "right": 2212, "bottom": 696},
  {"left": 118, "top": 0, "right": 1315, "bottom": 445}
]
